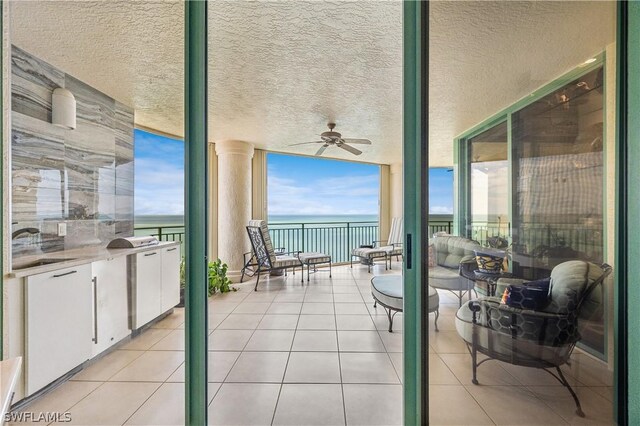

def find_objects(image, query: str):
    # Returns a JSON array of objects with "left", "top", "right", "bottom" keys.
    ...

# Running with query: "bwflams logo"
[{"left": 4, "top": 411, "right": 72, "bottom": 423}]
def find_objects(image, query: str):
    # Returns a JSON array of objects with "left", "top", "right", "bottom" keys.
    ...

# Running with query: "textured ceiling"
[{"left": 9, "top": 1, "right": 615, "bottom": 167}]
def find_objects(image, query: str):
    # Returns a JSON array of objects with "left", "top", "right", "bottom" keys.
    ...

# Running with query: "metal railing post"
[
  {"left": 347, "top": 222, "right": 351, "bottom": 262},
  {"left": 301, "top": 223, "right": 305, "bottom": 252},
  {"left": 157, "top": 226, "right": 163, "bottom": 241}
]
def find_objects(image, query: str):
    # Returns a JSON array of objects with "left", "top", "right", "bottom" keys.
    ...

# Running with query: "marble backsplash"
[{"left": 11, "top": 45, "right": 134, "bottom": 260}]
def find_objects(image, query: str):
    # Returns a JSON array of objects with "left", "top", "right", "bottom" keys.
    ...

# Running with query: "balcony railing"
[{"left": 134, "top": 218, "right": 455, "bottom": 263}]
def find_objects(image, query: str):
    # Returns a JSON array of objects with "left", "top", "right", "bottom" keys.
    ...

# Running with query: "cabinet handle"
[
  {"left": 167, "top": 248, "right": 177, "bottom": 252},
  {"left": 92, "top": 277, "right": 98, "bottom": 344},
  {"left": 52, "top": 270, "right": 77, "bottom": 278},
  {"left": 144, "top": 252, "right": 158, "bottom": 257}
]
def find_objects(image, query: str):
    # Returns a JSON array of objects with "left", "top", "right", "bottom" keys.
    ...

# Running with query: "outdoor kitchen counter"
[{"left": 8, "top": 241, "right": 181, "bottom": 278}]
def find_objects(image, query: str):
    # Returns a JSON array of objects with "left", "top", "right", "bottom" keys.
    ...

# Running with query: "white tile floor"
[{"left": 11, "top": 262, "right": 614, "bottom": 425}]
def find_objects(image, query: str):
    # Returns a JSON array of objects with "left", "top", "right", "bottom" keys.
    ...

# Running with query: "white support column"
[
  {"left": 208, "top": 143, "right": 218, "bottom": 261},
  {"left": 390, "top": 162, "right": 403, "bottom": 220},
  {"left": 215, "top": 140, "right": 255, "bottom": 282},
  {"left": 379, "top": 164, "right": 391, "bottom": 241},
  {"left": 252, "top": 149, "right": 268, "bottom": 221}
]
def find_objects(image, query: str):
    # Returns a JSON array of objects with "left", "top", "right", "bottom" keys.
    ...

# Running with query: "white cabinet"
[
  {"left": 25, "top": 264, "right": 93, "bottom": 395},
  {"left": 91, "top": 257, "right": 130, "bottom": 356},
  {"left": 132, "top": 250, "right": 162, "bottom": 328},
  {"left": 161, "top": 246, "right": 180, "bottom": 312}
]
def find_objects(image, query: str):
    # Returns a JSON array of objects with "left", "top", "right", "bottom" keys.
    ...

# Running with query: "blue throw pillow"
[{"left": 502, "top": 277, "right": 551, "bottom": 310}]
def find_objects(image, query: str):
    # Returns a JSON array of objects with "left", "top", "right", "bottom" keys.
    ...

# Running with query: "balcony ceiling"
[{"left": 9, "top": 1, "right": 614, "bottom": 167}]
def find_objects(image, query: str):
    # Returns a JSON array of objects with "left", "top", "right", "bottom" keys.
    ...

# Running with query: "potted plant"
[
  {"left": 178, "top": 257, "right": 235, "bottom": 306},
  {"left": 207, "top": 258, "right": 236, "bottom": 295}
]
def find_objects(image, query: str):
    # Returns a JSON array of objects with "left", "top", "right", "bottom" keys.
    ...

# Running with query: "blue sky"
[
  {"left": 133, "top": 129, "right": 454, "bottom": 216},
  {"left": 267, "top": 153, "right": 380, "bottom": 215},
  {"left": 134, "top": 129, "right": 185, "bottom": 215},
  {"left": 429, "top": 168, "right": 454, "bottom": 214}
]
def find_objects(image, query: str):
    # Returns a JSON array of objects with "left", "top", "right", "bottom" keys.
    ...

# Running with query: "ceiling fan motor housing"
[{"left": 321, "top": 131, "right": 342, "bottom": 140}]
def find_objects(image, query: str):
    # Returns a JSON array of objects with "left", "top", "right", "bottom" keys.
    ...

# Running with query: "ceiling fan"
[{"left": 289, "top": 123, "right": 372, "bottom": 156}]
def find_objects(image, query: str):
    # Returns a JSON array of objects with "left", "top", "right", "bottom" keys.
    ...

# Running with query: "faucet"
[{"left": 12, "top": 228, "right": 40, "bottom": 240}]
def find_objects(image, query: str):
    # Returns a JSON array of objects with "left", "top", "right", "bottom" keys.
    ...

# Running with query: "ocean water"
[
  {"left": 134, "top": 214, "right": 379, "bottom": 227},
  {"left": 134, "top": 214, "right": 379, "bottom": 262}
]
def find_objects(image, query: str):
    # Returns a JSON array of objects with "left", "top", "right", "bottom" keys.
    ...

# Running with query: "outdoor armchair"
[
  {"left": 351, "top": 217, "right": 403, "bottom": 272},
  {"left": 455, "top": 260, "right": 612, "bottom": 417},
  {"left": 241, "top": 220, "right": 302, "bottom": 291}
]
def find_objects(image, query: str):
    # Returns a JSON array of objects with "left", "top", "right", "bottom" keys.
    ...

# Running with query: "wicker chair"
[{"left": 455, "top": 260, "right": 612, "bottom": 417}]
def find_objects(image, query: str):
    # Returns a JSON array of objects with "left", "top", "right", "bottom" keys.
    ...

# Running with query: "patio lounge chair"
[
  {"left": 241, "top": 220, "right": 303, "bottom": 291},
  {"left": 351, "top": 217, "right": 404, "bottom": 273},
  {"left": 455, "top": 260, "right": 612, "bottom": 417}
]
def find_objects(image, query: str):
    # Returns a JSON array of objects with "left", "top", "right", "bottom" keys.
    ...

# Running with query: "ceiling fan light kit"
[{"left": 290, "top": 122, "right": 372, "bottom": 157}]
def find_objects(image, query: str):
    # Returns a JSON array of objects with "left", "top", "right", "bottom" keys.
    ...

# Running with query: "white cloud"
[
  {"left": 429, "top": 205, "right": 453, "bottom": 214},
  {"left": 268, "top": 170, "right": 379, "bottom": 215},
  {"left": 135, "top": 158, "right": 184, "bottom": 215}
]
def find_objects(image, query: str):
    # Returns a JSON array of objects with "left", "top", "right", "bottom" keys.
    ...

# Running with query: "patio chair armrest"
[
  {"left": 459, "top": 258, "right": 477, "bottom": 280},
  {"left": 279, "top": 250, "right": 302, "bottom": 257},
  {"left": 274, "top": 247, "right": 287, "bottom": 255},
  {"left": 372, "top": 239, "right": 387, "bottom": 247},
  {"left": 460, "top": 254, "right": 476, "bottom": 264}
]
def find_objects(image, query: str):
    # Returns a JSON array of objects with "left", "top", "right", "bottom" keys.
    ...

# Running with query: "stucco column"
[
  {"left": 215, "top": 140, "right": 255, "bottom": 282},
  {"left": 390, "top": 163, "right": 403, "bottom": 220}
]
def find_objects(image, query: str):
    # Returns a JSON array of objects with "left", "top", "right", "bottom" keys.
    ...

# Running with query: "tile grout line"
[
  {"left": 270, "top": 278, "right": 306, "bottom": 425},
  {"left": 335, "top": 273, "right": 348, "bottom": 426}
]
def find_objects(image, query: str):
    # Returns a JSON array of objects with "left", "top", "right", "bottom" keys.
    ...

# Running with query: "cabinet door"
[
  {"left": 161, "top": 246, "right": 181, "bottom": 312},
  {"left": 91, "top": 257, "right": 130, "bottom": 356},
  {"left": 134, "top": 250, "right": 162, "bottom": 328},
  {"left": 26, "top": 264, "right": 93, "bottom": 395}
]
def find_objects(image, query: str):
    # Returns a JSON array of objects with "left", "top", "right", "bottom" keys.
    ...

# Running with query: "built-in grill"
[{"left": 107, "top": 236, "right": 159, "bottom": 249}]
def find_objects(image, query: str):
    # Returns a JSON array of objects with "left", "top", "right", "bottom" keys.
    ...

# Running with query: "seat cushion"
[
  {"left": 371, "top": 276, "right": 439, "bottom": 314},
  {"left": 352, "top": 247, "right": 387, "bottom": 258},
  {"left": 454, "top": 301, "right": 572, "bottom": 366},
  {"left": 380, "top": 245, "right": 403, "bottom": 256},
  {"left": 371, "top": 276, "right": 403, "bottom": 311},
  {"left": 432, "top": 236, "right": 480, "bottom": 269},
  {"left": 273, "top": 255, "right": 302, "bottom": 268},
  {"left": 298, "top": 252, "right": 331, "bottom": 264},
  {"left": 429, "top": 265, "right": 467, "bottom": 291},
  {"left": 546, "top": 261, "right": 605, "bottom": 314},
  {"left": 249, "top": 220, "right": 277, "bottom": 263}
]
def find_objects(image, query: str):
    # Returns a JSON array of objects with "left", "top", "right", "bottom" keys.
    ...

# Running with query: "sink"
[{"left": 13, "top": 258, "right": 77, "bottom": 270}]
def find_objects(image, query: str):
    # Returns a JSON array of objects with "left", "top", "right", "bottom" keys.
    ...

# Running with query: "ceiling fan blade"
[
  {"left": 315, "top": 144, "right": 329, "bottom": 156},
  {"left": 288, "top": 141, "right": 325, "bottom": 146},
  {"left": 342, "top": 138, "right": 372, "bottom": 145},
  {"left": 338, "top": 143, "right": 362, "bottom": 156}
]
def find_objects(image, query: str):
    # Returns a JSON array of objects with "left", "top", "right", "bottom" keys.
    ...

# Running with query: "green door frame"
[
  {"left": 402, "top": 1, "right": 428, "bottom": 424},
  {"left": 0, "top": 0, "right": 5, "bottom": 361},
  {"left": 184, "top": 1, "right": 209, "bottom": 424},
  {"left": 616, "top": 2, "right": 639, "bottom": 424}
]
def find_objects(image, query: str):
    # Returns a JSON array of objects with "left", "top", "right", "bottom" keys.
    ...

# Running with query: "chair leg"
[
  {"left": 329, "top": 262, "right": 332, "bottom": 278},
  {"left": 556, "top": 367, "right": 585, "bottom": 417},
  {"left": 240, "top": 268, "right": 245, "bottom": 283},
  {"left": 434, "top": 309, "right": 440, "bottom": 332},
  {"left": 254, "top": 271, "right": 261, "bottom": 291},
  {"left": 386, "top": 307, "right": 394, "bottom": 332},
  {"left": 471, "top": 311, "right": 479, "bottom": 385}
]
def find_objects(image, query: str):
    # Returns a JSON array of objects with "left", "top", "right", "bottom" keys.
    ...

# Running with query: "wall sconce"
[{"left": 52, "top": 88, "right": 76, "bottom": 129}]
